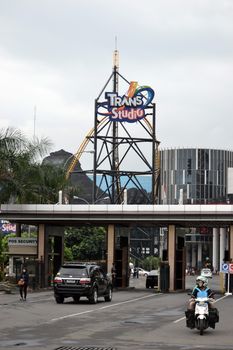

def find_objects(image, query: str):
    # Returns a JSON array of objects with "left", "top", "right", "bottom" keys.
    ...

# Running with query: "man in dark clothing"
[
  {"left": 111, "top": 263, "right": 117, "bottom": 289},
  {"left": 18, "top": 268, "right": 29, "bottom": 301}
]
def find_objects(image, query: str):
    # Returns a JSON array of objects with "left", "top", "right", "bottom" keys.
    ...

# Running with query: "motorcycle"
[
  {"left": 186, "top": 297, "right": 219, "bottom": 335},
  {"left": 195, "top": 297, "right": 211, "bottom": 335}
]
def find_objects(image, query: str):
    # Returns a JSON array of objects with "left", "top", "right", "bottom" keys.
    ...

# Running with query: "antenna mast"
[{"left": 112, "top": 39, "right": 121, "bottom": 203}]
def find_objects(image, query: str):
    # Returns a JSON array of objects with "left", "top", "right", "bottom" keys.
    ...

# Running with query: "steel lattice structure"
[{"left": 68, "top": 51, "right": 160, "bottom": 204}]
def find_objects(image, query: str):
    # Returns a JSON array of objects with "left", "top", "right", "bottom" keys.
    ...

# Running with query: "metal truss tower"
[
  {"left": 67, "top": 51, "right": 160, "bottom": 204},
  {"left": 88, "top": 51, "right": 160, "bottom": 204}
]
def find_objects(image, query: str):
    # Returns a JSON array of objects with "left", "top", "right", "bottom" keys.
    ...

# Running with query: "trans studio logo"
[{"left": 104, "top": 82, "right": 154, "bottom": 123}]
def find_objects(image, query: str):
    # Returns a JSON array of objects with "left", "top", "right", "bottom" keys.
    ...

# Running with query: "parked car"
[
  {"left": 53, "top": 263, "right": 113, "bottom": 304},
  {"left": 137, "top": 267, "right": 149, "bottom": 276},
  {"left": 201, "top": 268, "right": 212, "bottom": 278},
  {"left": 146, "top": 269, "right": 159, "bottom": 288}
]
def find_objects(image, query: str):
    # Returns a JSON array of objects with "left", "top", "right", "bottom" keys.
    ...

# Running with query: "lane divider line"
[{"left": 49, "top": 293, "right": 162, "bottom": 323}]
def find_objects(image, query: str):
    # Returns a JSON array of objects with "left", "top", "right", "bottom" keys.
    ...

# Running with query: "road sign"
[
  {"left": 229, "top": 263, "right": 233, "bottom": 274},
  {"left": 221, "top": 263, "right": 229, "bottom": 273}
]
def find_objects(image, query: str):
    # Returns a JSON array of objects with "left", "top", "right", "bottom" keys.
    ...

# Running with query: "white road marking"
[
  {"left": 173, "top": 294, "right": 229, "bottom": 323},
  {"left": 49, "top": 293, "right": 162, "bottom": 323},
  {"left": 29, "top": 297, "right": 53, "bottom": 303}
]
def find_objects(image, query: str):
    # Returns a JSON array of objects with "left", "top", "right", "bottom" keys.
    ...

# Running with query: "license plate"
[{"left": 66, "top": 280, "right": 76, "bottom": 284}]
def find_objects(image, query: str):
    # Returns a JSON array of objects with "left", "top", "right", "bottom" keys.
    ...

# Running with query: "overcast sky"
[{"left": 1, "top": 0, "right": 233, "bottom": 159}]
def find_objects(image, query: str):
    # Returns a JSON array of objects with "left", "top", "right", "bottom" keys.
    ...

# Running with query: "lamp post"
[
  {"left": 73, "top": 196, "right": 109, "bottom": 204},
  {"left": 73, "top": 196, "right": 89, "bottom": 205}
]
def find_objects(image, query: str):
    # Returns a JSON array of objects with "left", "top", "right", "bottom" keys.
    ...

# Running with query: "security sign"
[{"left": 221, "top": 263, "right": 229, "bottom": 273}]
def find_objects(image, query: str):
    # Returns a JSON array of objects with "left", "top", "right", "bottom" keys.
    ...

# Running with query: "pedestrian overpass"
[{"left": 1, "top": 204, "right": 233, "bottom": 291}]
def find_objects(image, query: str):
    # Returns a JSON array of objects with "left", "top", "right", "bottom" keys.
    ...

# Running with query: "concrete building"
[{"left": 159, "top": 148, "right": 233, "bottom": 272}]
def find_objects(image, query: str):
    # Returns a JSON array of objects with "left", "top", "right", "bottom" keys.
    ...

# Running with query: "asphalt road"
[{"left": 0, "top": 276, "right": 232, "bottom": 350}]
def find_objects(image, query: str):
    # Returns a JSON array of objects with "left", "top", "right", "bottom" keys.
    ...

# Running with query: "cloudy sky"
[{"left": 0, "top": 0, "right": 233, "bottom": 159}]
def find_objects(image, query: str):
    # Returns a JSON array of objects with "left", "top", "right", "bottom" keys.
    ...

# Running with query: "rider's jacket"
[{"left": 191, "top": 287, "right": 213, "bottom": 298}]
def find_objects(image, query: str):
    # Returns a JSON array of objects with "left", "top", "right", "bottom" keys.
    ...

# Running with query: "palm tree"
[{"left": 0, "top": 127, "right": 53, "bottom": 204}]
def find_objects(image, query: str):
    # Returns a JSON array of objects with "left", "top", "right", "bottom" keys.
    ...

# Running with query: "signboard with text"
[
  {"left": 8, "top": 237, "right": 37, "bottom": 256},
  {"left": 98, "top": 81, "right": 155, "bottom": 123},
  {"left": 0, "top": 221, "right": 16, "bottom": 235}
]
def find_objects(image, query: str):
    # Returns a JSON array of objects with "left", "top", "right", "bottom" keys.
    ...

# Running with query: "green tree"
[
  {"left": 142, "top": 256, "right": 161, "bottom": 271},
  {"left": 0, "top": 233, "right": 16, "bottom": 262},
  {"left": 0, "top": 127, "right": 52, "bottom": 204},
  {"left": 35, "top": 163, "right": 68, "bottom": 204},
  {"left": 0, "top": 127, "right": 73, "bottom": 204},
  {"left": 64, "top": 246, "right": 73, "bottom": 261},
  {"left": 65, "top": 226, "right": 106, "bottom": 261}
]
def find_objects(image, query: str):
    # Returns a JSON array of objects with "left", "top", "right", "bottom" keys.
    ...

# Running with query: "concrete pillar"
[
  {"left": 37, "top": 224, "right": 46, "bottom": 288},
  {"left": 186, "top": 245, "right": 191, "bottom": 268},
  {"left": 38, "top": 224, "right": 45, "bottom": 262},
  {"left": 191, "top": 244, "right": 196, "bottom": 269},
  {"left": 168, "top": 224, "right": 175, "bottom": 291},
  {"left": 197, "top": 242, "right": 202, "bottom": 270},
  {"left": 212, "top": 228, "right": 219, "bottom": 273},
  {"left": 16, "top": 223, "right": 21, "bottom": 237},
  {"left": 219, "top": 227, "right": 226, "bottom": 270},
  {"left": 107, "top": 224, "right": 115, "bottom": 274}
]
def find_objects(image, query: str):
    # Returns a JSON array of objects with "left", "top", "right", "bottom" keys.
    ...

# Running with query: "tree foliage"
[
  {"left": 141, "top": 256, "right": 161, "bottom": 271},
  {"left": 0, "top": 127, "right": 70, "bottom": 204},
  {"left": 65, "top": 226, "right": 106, "bottom": 261}
]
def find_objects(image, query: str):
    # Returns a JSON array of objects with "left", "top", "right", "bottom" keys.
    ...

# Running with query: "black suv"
[{"left": 53, "top": 263, "right": 113, "bottom": 304}]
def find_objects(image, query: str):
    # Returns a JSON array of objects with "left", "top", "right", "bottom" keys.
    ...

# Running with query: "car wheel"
[
  {"left": 146, "top": 282, "right": 150, "bottom": 288},
  {"left": 55, "top": 295, "right": 64, "bottom": 304},
  {"left": 104, "top": 287, "right": 112, "bottom": 302},
  {"left": 89, "top": 287, "right": 98, "bottom": 304},
  {"left": 73, "top": 296, "right": 80, "bottom": 303}
]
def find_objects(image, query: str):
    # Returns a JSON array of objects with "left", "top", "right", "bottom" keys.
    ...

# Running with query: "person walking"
[
  {"left": 111, "top": 263, "right": 117, "bottom": 289},
  {"left": 18, "top": 267, "right": 29, "bottom": 301}
]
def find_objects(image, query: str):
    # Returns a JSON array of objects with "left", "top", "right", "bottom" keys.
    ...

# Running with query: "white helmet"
[{"left": 196, "top": 275, "right": 208, "bottom": 287}]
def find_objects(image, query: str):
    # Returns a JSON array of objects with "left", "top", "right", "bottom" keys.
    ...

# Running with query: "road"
[{"left": 0, "top": 276, "right": 232, "bottom": 350}]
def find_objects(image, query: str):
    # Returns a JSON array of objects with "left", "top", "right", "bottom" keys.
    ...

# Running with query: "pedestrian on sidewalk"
[
  {"left": 111, "top": 263, "right": 117, "bottom": 289},
  {"left": 18, "top": 267, "right": 29, "bottom": 301}
]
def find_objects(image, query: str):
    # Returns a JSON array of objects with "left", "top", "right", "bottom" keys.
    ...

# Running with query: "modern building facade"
[
  {"left": 159, "top": 148, "right": 233, "bottom": 272},
  {"left": 160, "top": 148, "right": 233, "bottom": 205}
]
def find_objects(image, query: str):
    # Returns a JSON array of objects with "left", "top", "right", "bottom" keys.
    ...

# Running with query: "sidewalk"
[
  {"left": 129, "top": 276, "right": 147, "bottom": 289},
  {"left": 0, "top": 287, "right": 54, "bottom": 305}
]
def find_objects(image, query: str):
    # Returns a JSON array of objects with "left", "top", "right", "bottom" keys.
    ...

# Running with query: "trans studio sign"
[{"left": 103, "top": 81, "right": 154, "bottom": 123}]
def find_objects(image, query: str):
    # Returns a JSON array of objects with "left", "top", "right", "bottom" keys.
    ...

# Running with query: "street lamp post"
[
  {"left": 73, "top": 196, "right": 109, "bottom": 205},
  {"left": 73, "top": 196, "right": 89, "bottom": 205}
]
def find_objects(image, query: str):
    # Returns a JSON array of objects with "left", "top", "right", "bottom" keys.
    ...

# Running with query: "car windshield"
[{"left": 59, "top": 266, "right": 88, "bottom": 277}]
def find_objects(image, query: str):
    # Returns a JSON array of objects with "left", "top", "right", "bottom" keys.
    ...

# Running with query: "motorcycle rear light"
[
  {"left": 79, "top": 278, "right": 91, "bottom": 285},
  {"left": 54, "top": 277, "right": 62, "bottom": 284}
]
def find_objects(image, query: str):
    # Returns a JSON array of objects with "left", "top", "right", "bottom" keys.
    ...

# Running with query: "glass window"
[{"left": 59, "top": 266, "right": 88, "bottom": 277}]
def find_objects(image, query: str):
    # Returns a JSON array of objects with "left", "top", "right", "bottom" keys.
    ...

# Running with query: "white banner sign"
[{"left": 8, "top": 237, "right": 37, "bottom": 246}]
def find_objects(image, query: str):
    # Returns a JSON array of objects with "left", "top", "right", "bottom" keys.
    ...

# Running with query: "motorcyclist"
[
  {"left": 188, "top": 275, "right": 214, "bottom": 310},
  {"left": 185, "top": 275, "right": 218, "bottom": 329}
]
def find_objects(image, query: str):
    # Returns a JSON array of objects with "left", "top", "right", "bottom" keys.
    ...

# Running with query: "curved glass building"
[{"left": 160, "top": 148, "right": 233, "bottom": 204}]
